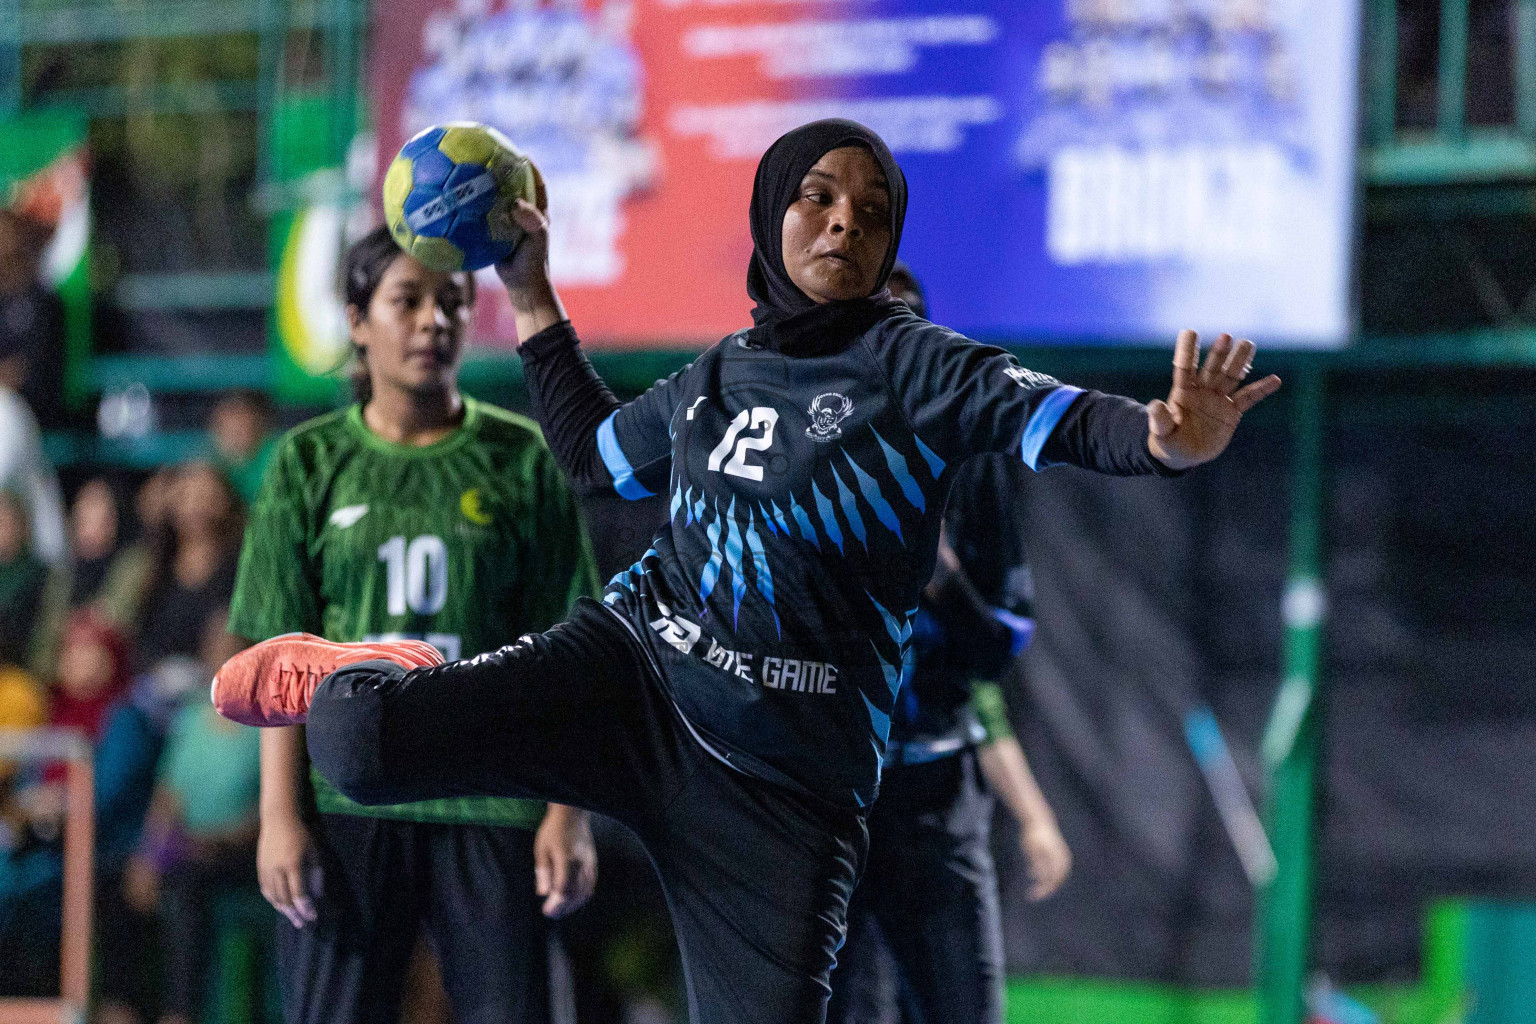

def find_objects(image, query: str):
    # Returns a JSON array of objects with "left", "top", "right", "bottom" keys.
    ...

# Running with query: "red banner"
[{"left": 373, "top": 0, "right": 807, "bottom": 349}]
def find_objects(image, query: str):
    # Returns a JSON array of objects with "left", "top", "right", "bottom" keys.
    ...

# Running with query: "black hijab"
[{"left": 746, "top": 119, "right": 908, "bottom": 355}]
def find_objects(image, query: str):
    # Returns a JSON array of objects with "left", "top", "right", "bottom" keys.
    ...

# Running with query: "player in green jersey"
[{"left": 228, "top": 227, "right": 602, "bottom": 1024}]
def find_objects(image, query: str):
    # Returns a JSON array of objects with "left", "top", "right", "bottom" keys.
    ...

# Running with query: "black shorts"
[
  {"left": 306, "top": 597, "right": 867, "bottom": 1024},
  {"left": 826, "top": 750, "right": 1004, "bottom": 1024},
  {"left": 275, "top": 814, "right": 549, "bottom": 1024}
]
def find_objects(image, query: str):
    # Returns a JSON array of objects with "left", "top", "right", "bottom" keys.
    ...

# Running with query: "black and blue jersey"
[{"left": 521, "top": 311, "right": 1170, "bottom": 809}]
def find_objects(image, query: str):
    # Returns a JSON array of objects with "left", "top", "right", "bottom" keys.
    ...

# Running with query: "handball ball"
[{"left": 383, "top": 122, "right": 538, "bottom": 273}]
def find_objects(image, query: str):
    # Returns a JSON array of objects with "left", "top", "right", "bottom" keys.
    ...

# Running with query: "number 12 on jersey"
[{"left": 708, "top": 407, "right": 779, "bottom": 482}]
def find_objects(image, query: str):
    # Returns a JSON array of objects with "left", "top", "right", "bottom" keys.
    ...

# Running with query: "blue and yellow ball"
[{"left": 383, "top": 122, "right": 538, "bottom": 272}]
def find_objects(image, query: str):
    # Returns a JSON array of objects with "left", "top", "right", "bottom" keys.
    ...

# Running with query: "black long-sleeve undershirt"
[
  {"left": 518, "top": 319, "right": 622, "bottom": 496},
  {"left": 1042, "top": 389, "right": 1184, "bottom": 477},
  {"left": 517, "top": 319, "right": 1179, "bottom": 497}
]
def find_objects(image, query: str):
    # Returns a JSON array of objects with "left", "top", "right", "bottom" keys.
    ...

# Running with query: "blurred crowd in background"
[
  {"left": 0, "top": 358, "right": 276, "bottom": 1023},
  {"left": 0, "top": 200, "right": 683, "bottom": 1024}
]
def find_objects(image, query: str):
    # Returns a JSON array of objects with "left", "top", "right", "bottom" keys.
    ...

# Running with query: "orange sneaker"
[{"left": 212, "top": 634, "right": 445, "bottom": 727}]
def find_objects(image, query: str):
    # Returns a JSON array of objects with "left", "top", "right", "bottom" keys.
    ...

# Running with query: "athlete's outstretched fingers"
[
  {"left": 1222, "top": 338, "right": 1256, "bottom": 387},
  {"left": 1231, "top": 374, "right": 1283, "bottom": 413},
  {"left": 1147, "top": 398, "right": 1179, "bottom": 438},
  {"left": 1171, "top": 329, "right": 1200, "bottom": 390},
  {"left": 1199, "top": 333, "right": 1233, "bottom": 387}
]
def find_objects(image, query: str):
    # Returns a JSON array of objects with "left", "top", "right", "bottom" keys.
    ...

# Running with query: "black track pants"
[
  {"left": 275, "top": 815, "right": 549, "bottom": 1024},
  {"left": 306, "top": 597, "right": 867, "bottom": 1024},
  {"left": 826, "top": 751, "right": 1004, "bottom": 1024}
]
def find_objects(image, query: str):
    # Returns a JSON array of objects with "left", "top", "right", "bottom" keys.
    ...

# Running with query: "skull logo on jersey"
[{"left": 805, "top": 393, "right": 854, "bottom": 442}]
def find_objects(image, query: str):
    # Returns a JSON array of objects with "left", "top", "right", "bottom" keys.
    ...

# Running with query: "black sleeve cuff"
[
  {"left": 1042, "top": 390, "right": 1187, "bottom": 477},
  {"left": 517, "top": 318, "right": 580, "bottom": 362}
]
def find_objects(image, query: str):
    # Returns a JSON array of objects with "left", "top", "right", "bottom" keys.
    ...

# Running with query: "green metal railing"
[
  {"left": 1365, "top": 0, "right": 1536, "bottom": 183},
  {"left": 1256, "top": 370, "right": 1328, "bottom": 1024},
  {"left": 0, "top": 0, "right": 362, "bottom": 313}
]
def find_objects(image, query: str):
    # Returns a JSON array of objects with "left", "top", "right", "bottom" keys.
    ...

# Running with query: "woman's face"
[
  {"left": 210, "top": 398, "right": 266, "bottom": 463},
  {"left": 57, "top": 634, "right": 113, "bottom": 700},
  {"left": 72, "top": 479, "right": 119, "bottom": 560},
  {"left": 136, "top": 469, "right": 175, "bottom": 533},
  {"left": 349, "top": 255, "right": 472, "bottom": 399},
  {"left": 780, "top": 146, "right": 892, "bottom": 304},
  {"left": 171, "top": 464, "right": 232, "bottom": 539}
]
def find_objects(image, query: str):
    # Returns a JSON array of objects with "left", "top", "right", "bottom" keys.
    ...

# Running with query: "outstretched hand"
[{"left": 1147, "top": 330, "right": 1282, "bottom": 471}]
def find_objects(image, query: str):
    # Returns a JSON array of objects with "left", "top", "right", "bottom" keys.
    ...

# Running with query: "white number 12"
[{"left": 708, "top": 407, "right": 779, "bottom": 482}]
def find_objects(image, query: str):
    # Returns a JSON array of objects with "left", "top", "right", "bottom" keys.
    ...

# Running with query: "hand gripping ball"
[{"left": 383, "top": 123, "right": 539, "bottom": 272}]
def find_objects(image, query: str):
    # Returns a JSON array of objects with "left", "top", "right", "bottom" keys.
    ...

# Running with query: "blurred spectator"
[
  {"left": 21, "top": 610, "right": 132, "bottom": 804},
  {"left": 69, "top": 479, "right": 134, "bottom": 614},
  {"left": 126, "top": 466, "right": 178, "bottom": 602},
  {"left": 48, "top": 610, "right": 131, "bottom": 749},
  {"left": 0, "top": 663, "right": 47, "bottom": 824},
  {"left": 81, "top": 652, "right": 213, "bottom": 1022},
  {"left": 33, "top": 477, "right": 161, "bottom": 677},
  {"left": 1, "top": 610, "right": 131, "bottom": 995},
  {"left": 134, "top": 466, "right": 177, "bottom": 544},
  {"left": 0, "top": 631, "right": 209, "bottom": 1012},
  {"left": 209, "top": 390, "right": 276, "bottom": 504},
  {"left": 0, "top": 642, "right": 51, "bottom": 999},
  {"left": 124, "top": 616, "right": 258, "bottom": 1024},
  {"left": 135, "top": 462, "right": 242, "bottom": 669},
  {"left": 0, "top": 382, "right": 65, "bottom": 566},
  {"left": 0, "top": 666, "right": 46, "bottom": 740},
  {"left": 0, "top": 209, "right": 66, "bottom": 430},
  {"left": 0, "top": 491, "right": 49, "bottom": 669}
]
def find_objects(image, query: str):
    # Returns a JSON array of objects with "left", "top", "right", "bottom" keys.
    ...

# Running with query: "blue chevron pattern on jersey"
[
  {"left": 870, "top": 647, "right": 903, "bottom": 702},
  {"left": 913, "top": 433, "right": 946, "bottom": 479},
  {"left": 743, "top": 508, "right": 780, "bottom": 636},
  {"left": 871, "top": 426, "right": 926, "bottom": 513},
  {"left": 590, "top": 312, "right": 1098, "bottom": 809},
  {"left": 722, "top": 499, "right": 748, "bottom": 627},
  {"left": 698, "top": 499, "right": 726, "bottom": 604},
  {"left": 811, "top": 480, "right": 843, "bottom": 554},
  {"left": 830, "top": 464, "right": 868, "bottom": 552},
  {"left": 861, "top": 688, "right": 891, "bottom": 747},
  {"left": 788, "top": 496, "right": 820, "bottom": 549},
  {"left": 866, "top": 592, "right": 915, "bottom": 677},
  {"left": 770, "top": 500, "right": 793, "bottom": 537},
  {"left": 842, "top": 450, "right": 903, "bottom": 541}
]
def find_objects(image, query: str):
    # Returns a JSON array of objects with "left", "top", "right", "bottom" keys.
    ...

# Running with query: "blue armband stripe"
[
  {"left": 597, "top": 412, "right": 654, "bottom": 500},
  {"left": 1020, "top": 386, "right": 1083, "bottom": 470}
]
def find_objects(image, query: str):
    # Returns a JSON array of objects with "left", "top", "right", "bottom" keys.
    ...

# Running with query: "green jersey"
[{"left": 229, "top": 398, "right": 600, "bottom": 827}]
